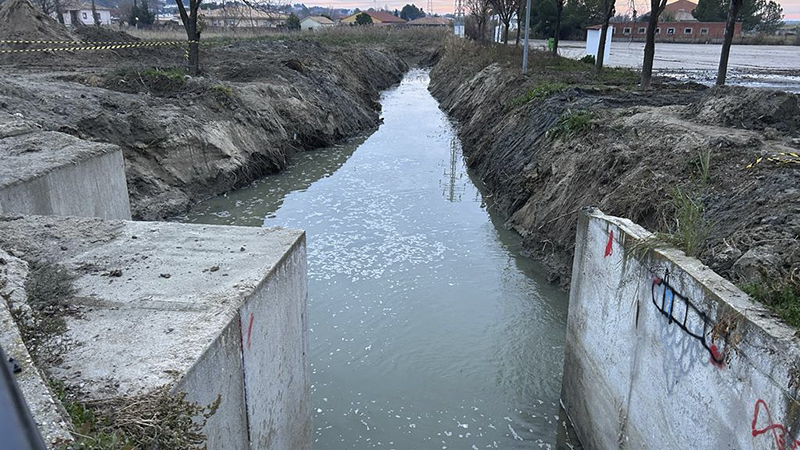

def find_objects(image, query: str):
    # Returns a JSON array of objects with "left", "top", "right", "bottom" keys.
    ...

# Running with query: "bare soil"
[
  {"left": 430, "top": 40, "right": 799, "bottom": 300},
  {"left": 0, "top": 1, "right": 445, "bottom": 219}
]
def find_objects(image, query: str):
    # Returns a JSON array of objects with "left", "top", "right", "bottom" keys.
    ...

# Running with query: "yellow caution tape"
[
  {"left": 0, "top": 41, "right": 196, "bottom": 53},
  {"left": 0, "top": 39, "right": 199, "bottom": 45},
  {"left": 745, "top": 152, "right": 800, "bottom": 169}
]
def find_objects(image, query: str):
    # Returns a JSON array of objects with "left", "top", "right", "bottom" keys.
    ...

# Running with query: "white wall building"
[
  {"left": 300, "top": 15, "right": 335, "bottom": 31},
  {"left": 62, "top": 3, "right": 112, "bottom": 26},
  {"left": 585, "top": 25, "right": 613, "bottom": 60}
]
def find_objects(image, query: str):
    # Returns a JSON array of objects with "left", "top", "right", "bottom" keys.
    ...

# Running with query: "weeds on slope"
[
  {"left": 742, "top": 274, "right": 800, "bottom": 329},
  {"left": 546, "top": 109, "right": 594, "bottom": 139}
]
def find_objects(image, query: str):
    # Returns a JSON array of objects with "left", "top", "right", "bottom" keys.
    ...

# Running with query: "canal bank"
[{"left": 183, "top": 69, "right": 579, "bottom": 449}]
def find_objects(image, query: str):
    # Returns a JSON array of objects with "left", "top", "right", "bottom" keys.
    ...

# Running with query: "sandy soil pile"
[{"left": 0, "top": 0, "right": 76, "bottom": 42}]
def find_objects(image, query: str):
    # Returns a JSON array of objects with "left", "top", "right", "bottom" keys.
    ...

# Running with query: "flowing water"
[{"left": 180, "top": 70, "right": 577, "bottom": 449}]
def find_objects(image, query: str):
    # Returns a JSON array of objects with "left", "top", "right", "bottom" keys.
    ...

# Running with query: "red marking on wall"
[
  {"left": 246, "top": 313, "right": 254, "bottom": 351},
  {"left": 710, "top": 344, "right": 725, "bottom": 369},
  {"left": 604, "top": 230, "right": 614, "bottom": 258},
  {"left": 752, "top": 399, "right": 800, "bottom": 450}
]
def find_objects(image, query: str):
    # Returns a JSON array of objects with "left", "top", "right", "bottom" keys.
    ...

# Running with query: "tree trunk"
[
  {"left": 552, "top": 0, "right": 563, "bottom": 56},
  {"left": 716, "top": 0, "right": 742, "bottom": 85},
  {"left": 55, "top": 0, "right": 64, "bottom": 24},
  {"left": 176, "top": 0, "right": 202, "bottom": 75},
  {"left": 91, "top": 0, "right": 99, "bottom": 26},
  {"left": 515, "top": 4, "right": 523, "bottom": 46},
  {"left": 503, "top": 20, "right": 510, "bottom": 44},
  {"left": 641, "top": 0, "right": 665, "bottom": 89},
  {"left": 595, "top": 0, "right": 614, "bottom": 74}
]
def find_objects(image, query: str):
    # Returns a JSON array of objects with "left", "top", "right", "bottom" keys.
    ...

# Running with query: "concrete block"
[
  {"left": 561, "top": 208, "right": 800, "bottom": 450},
  {"left": 0, "top": 216, "right": 309, "bottom": 449},
  {"left": 0, "top": 128, "right": 131, "bottom": 220}
]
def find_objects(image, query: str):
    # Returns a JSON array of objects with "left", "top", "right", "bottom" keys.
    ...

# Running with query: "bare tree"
[
  {"left": 716, "top": 0, "right": 743, "bottom": 85},
  {"left": 594, "top": 0, "right": 615, "bottom": 73},
  {"left": 515, "top": 0, "right": 524, "bottom": 46},
  {"left": 91, "top": 0, "right": 100, "bottom": 26},
  {"left": 641, "top": 0, "right": 667, "bottom": 89},
  {"left": 176, "top": 0, "right": 202, "bottom": 74},
  {"left": 467, "top": 0, "right": 491, "bottom": 42},
  {"left": 552, "top": 0, "right": 564, "bottom": 55},
  {"left": 490, "top": 0, "right": 516, "bottom": 44}
]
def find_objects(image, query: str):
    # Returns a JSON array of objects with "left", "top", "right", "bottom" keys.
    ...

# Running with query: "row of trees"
[{"left": 465, "top": 0, "right": 785, "bottom": 87}]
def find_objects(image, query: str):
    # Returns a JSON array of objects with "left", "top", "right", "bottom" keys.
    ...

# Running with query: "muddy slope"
[
  {"left": 0, "top": 40, "right": 407, "bottom": 219},
  {"left": 430, "top": 57, "right": 800, "bottom": 289}
]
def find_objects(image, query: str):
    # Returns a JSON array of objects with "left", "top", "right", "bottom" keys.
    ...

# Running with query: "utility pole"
[
  {"left": 522, "top": 0, "right": 531, "bottom": 74},
  {"left": 427, "top": 0, "right": 433, "bottom": 14},
  {"left": 454, "top": 0, "right": 464, "bottom": 36}
]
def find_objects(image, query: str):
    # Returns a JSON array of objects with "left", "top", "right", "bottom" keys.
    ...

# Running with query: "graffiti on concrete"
[
  {"left": 752, "top": 399, "right": 800, "bottom": 450},
  {"left": 651, "top": 270, "right": 725, "bottom": 366},
  {"left": 604, "top": 229, "right": 614, "bottom": 258}
]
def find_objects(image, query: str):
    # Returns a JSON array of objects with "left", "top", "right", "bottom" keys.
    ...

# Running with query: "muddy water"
[{"left": 181, "top": 70, "right": 576, "bottom": 449}]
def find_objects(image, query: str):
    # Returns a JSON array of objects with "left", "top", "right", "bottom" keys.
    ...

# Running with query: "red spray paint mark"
[
  {"left": 604, "top": 229, "right": 614, "bottom": 258},
  {"left": 752, "top": 399, "right": 800, "bottom": 449},
  {"left": 710, "top": 344, "right": 725, "bottom": 369},
  {"left": 246, "top": 313, "right": 254, "bottom": 351}
]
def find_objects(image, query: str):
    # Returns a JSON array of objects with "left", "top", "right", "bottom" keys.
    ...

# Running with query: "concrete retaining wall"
[
  {"left": 0, "top": 216, "right": 310, "bottom": 449},
  {"left": 562, "top": 208, "right": 800, "bottom": 450},
  {"left": 0, "top": 130, "right": 131, "bottom": 220}
]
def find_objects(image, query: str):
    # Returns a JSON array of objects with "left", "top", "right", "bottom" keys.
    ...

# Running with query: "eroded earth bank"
[
  {"left": 0, "top": 0, "right": 445, "bottom": 220},
  {"left": 430, "top": 40, "right": 799, "bottom": 317}
]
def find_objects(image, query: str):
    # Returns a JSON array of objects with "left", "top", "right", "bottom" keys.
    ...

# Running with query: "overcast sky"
[{"left": 322, "top": 0, "right": 800, "bottom": 20}]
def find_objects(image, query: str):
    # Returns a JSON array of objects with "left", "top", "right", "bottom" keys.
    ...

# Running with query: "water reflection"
[{"left": 184, "top": 69, "right": 578, "bottom": 449}]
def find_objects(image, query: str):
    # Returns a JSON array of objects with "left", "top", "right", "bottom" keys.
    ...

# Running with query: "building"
[
  {"left": 663, "top": 0, "right": 698, "bottom": 20},
  {"left": 602, "top": 0, "right": 741, "bottom": 43},
  {"left": 407, "top": 16, "right": 451, "bottom": 26},
  {"left": 200, "top": 6, "right": 288, "bottom": 28},
  {"left": 300, "top": 15, "right": 335, "bottom": 31},
  {"left": 340, "top": 10, "right": 407, "bottom": 25},
  {"left": 61, "top": 2, "right": 112, "bottom": 26},
  {"left": 586, "top": 25, "right": 613, "bottom": 59},
  {"left": 611, "top": 21, "right": 740, "bottom": 43}
]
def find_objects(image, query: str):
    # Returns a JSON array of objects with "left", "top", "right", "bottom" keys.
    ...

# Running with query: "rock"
[{"left": 732, "top": 246, "right": 781, "bottom": 283}]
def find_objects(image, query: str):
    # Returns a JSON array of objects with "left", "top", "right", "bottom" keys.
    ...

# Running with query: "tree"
[
  {"left": 467, "top": 0, "right": 491, "bottom": 41},
  {"left": 716, "top": 0, "right": 743, "bottom": 85},
  {"left": 515, "top": 0, "right": 525, "bottom": 45},
  {"left": 552, "top": 0, "right": 564, "bottom": 55},
  {"left": 91, "top": 0, "right": 99, "bottom": 26},
  {"left": 287, "top": 12, "right": 301, "bottom": 29},
  {"left": 641, "top": 0, "right": 667, "bottom": 89},
  {"left": 355, "top": 12, "right": 373, "bottom": 24},
  {"left": 594, "top": 0, "right": 614, "bottom": 73},
  {"left": 400, "top": 4, "right": 425, "bottom": 20},
  {"left": 175, "top": 0, "right": 203, "bottom": 75},
  {"left": 757, "top": 0, "right": 783, "bottom": 33},
  {"left": 490, "top": 0, "right": 516, "bottom": 43}
]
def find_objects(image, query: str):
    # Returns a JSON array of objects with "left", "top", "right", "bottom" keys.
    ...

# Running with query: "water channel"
[{"left": 180, "top": 70, "right": 576, "bottom": 449}]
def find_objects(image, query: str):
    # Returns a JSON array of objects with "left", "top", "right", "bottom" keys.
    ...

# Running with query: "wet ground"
[
  {"left": 181, "top": 70, "right": 579, "bottom": 449},
  {"left": 546, "top": 39, "right": 800, "bottom": 92}
]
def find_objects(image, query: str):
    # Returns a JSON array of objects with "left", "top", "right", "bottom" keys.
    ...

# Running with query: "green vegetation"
[
  {"left": 355, "top": 12, "right": 373, "bottom": 25},
  {"left": 51, "top": 380, "right": 220, "bottom": 450},
  {"left": 211, "top": 84, "right": 234, "bottom": 98},
  {"left": 695, "top": 148, "right": 712, "bottom": 184},
  {"left": 663, "top": 188, "right": 710, "bottom": 258},
  {"left": 400, "top": 3, "right": 426, "bottom": 20},
  {"left": 579, "top": 55, "right": 595, "bottom": 65},
  {"left": 141, "top": 68, "right": 186, "bottom": 86},
  {"left": 546, "top": 109, "right": 594, "bottom": 139},
  {"left": 742, "top": 277, "right": 800, "bottom": 328},
  {"left": 287, "top": 13, "right": 301, "bottom": 30},
  {"left": 510, "top": 82, "right": 568, "bottom": 107}
]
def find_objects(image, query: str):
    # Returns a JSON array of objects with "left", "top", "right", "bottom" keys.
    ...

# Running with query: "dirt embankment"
[
  {"left": 430, "top": 42, "right": 800, "bottom": 296},
  {"left": 1, "top": 40, "right": 408, "bottom": 219},
  {"left": 0, "top": 0, "right": 443, "bottom": 219}
]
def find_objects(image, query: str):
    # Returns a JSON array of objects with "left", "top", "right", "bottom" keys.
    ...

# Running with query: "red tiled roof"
[{"left": 366, "top": 11, "right": 406, "bottom": 23}]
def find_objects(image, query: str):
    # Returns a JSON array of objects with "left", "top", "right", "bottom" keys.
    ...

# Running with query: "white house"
[
  {"left": 62, "top": 2, "right": 112, "bottom": 26},
  {"left": 300, "top": 15, "right": 335, "bottom": 31},
  {"left": 586, "top": 25, "right": 613, "bottom": 60}
]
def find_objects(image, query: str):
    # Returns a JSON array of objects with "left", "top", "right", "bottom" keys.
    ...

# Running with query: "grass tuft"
[
  {"left": 546, "top": 109, "right": 594, "bottom": 139},
  {"left": 509, "top": 82, "right": 568, "bottom": 107},
  {"left": 661, "top": 187, "right": 710, "bottom": 257},
  {"left": 742, "top": 275, "right": 800, "bottom": 328}
]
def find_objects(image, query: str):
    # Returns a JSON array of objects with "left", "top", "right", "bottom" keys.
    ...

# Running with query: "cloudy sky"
[{"left": 323, "top": 0, "right": 800, "bottom": 20}]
